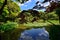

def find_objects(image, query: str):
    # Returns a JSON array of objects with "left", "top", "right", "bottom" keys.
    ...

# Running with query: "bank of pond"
[{"left": 0, "top": 25, "right": 60, "bottom": 40}]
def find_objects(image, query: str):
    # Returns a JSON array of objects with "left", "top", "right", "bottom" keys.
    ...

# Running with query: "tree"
[
  {"left": 0, "top": 0, "right": 21, "bottom": 22},
  {"left": 46, "top": 1, "right": 60, "bottom": 23},
  {"left": 0, "top": 0, "right": 28, "bottom": 15},
  {"left": 0, "top": 0, "right": 7, "bottom": 15},
  {"left": 55, "top": 8, "right": 60, "bottom": 23}
]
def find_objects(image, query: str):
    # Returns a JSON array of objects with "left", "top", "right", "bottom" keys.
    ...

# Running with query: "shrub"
[
  {"left": 0, "top": 22, "right": 18, "bottom": 32},
  {"left": 49, "top": 25, "right": 60, "bottom": 40},
  {"left": 0, "top": 22, "right": 26, "bottom": 40}
]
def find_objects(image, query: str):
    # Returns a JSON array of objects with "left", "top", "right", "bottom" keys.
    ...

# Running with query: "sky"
[
  {"left": 17, "top": 0, "right": 44, "bottom": 10},
  {"left": 14, "top": 0, "right": 50, "bottom": 11}
]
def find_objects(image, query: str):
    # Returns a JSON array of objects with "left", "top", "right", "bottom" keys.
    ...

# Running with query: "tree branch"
[{"left": 0, "top": 0, "right": 7, "bottom": 15}]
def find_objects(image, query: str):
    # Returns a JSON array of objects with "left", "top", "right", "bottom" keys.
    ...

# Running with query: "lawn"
[
  {"left": 17, "top": 20, "right": 59, "bottom": 29},
  {"left": 23, "top": 20, "right": 59, "bottom": 26}
]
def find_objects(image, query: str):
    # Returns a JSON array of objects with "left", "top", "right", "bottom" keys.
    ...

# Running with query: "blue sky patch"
[{"left": 19, "top": 0, "right": 44, "bottom": 10}]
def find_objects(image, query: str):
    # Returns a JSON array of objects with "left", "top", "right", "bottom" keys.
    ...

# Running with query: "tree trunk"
[{"left": 0, "top": 0, "right": 7, "bottom": 15}]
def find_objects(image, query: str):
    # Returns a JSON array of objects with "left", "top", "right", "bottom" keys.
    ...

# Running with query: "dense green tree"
[
  {"left": 0, "top": 0, "right": 28, "bottom": 15},
  {"left": 46, "top": 1, "right": 60, "bottom": 23},
  {"left": 55, "top": 8, "right": 60, "bottom": 23},
  {"left": 0, "top": 0, "right": 22, "bottom": 22},
  {"left": 17, "top": 9, "right": 41, "bottom": 23},
  {"left": 0, "top": 0, "right": 7, "bottom": 15}
]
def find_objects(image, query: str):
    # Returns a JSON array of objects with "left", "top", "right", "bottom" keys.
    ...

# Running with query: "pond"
[{"left": 18, "top": 27, "right": 49, "bottom": 40}]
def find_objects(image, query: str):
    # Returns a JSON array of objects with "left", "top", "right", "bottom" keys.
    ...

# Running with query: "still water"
[{"left": 18, "top": 27, "right": 49, "bottom": 40}]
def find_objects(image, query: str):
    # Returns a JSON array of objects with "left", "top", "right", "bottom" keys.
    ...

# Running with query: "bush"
[
  {"left": 0, "top": 22, "right": 25, "bottom": 40},
  {"left": 0, "top": 22, "right": 18, "bottom": 32},
  {"left": 47, "top": 11, "right": 58, "bottom": 20},
  {"left": 49, "top": 25, "right": 60, "bottom": 40}
]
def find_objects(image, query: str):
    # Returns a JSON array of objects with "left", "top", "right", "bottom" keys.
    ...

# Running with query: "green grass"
[
  {"left": 22, "top": 20, "right": 59, "bottom": 27},
  {"left": 48, "top": 20, "right": 59, "bottom": 24}
]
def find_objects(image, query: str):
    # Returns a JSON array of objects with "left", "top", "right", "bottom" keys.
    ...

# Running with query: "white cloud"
[
  {"left": 37, "top": 2, "right": 44, "bottom": 6},
  {"left": 35, "top": 0, "right": 44, "bottom": 2},
  {"left": 17, "top": 0, "right": 32, "bottom": 6},
  {"left": 17, "top": 2, "right": 24, "bottom": 6},
  {"left": 17, "top": 2, "right": 28, "bottom": 7},
  {"left": 43, "top": 2, "right": 50, "bottom": 7},
  {"left": 35, "top": 0, "right": 40, "bottom": 1}
]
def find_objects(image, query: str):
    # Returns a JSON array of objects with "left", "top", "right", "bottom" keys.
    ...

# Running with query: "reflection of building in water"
[{"left": 19, "top": 28, "right": 49, "bottom": 40}]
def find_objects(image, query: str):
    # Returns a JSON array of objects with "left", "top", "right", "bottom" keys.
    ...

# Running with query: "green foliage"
[
  {"left": 55, "top": 8, "right": 60, "bottom": 23},
  {"left": 49, "top": 25, "right": 60, "bottom": 40},
  {"left": 55, "top": 8, "right": 60, "bottom": 16},
  {"left": 0, "top": 0, "right": 21, "bottom": 22},
  {"left": 24, "top": 12, "right": 34, "bottom": 22},
  {"left": 47, "top": 11, "right": 58, "bottom": 20},
  {"left": 0, "top": 0, "right": 4, "bottom": 3},
  {"left": 2, "top": 6, "right": 9, "bottom": 17},
  {"left": 7, "top": 1, "right": 20, "bottom": 13},
  {"left": 39, "top": 11, "right": 46, "bottom": 19},
  {"left": 39, "top": 11, "right": 58, "bottom": 20},
  {"left": 0, "top": 22, "right": 18, "bottom": 32},
  {"left": 0, "top": 0, "right": 4, "bottom": 9}
]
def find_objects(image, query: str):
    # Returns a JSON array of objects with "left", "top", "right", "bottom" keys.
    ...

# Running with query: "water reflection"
[{"left": 18, "top": 27, "right": 49, "bottom": 40}]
